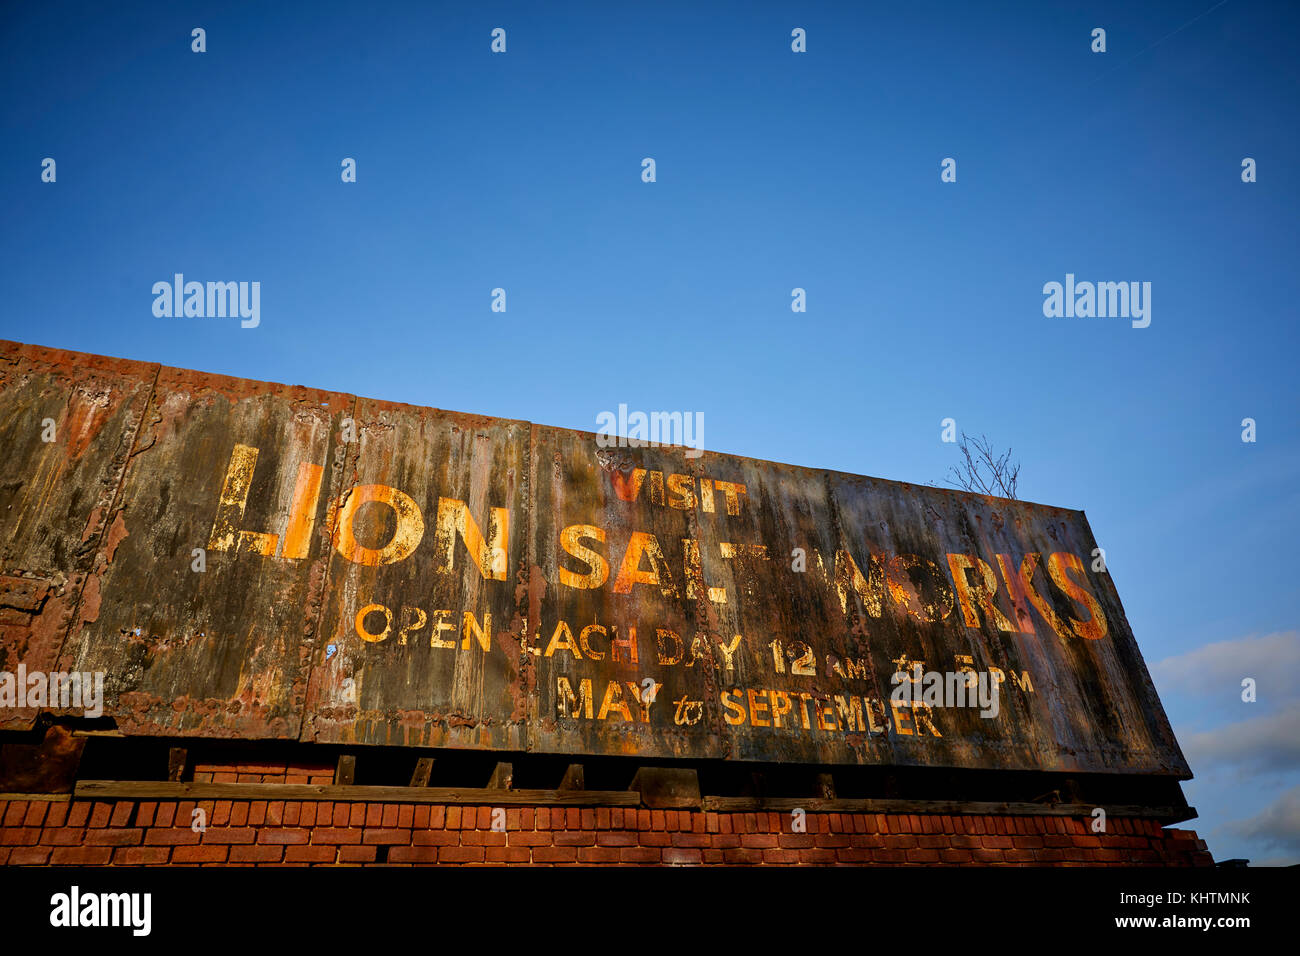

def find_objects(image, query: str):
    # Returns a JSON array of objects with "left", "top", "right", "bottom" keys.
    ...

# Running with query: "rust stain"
[{"left": 102, "top": 510, "right": 129, "bottom": 563}]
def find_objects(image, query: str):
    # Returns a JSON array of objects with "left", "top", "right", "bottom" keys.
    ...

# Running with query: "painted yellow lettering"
[
  {"left": 461, "top": 610, "right": 491, "bottom": 651},
  {"left": 613, "top": 531, "right": 677, "bottom": 597},
  {"left": 816, "top": 697, "right": 836, "bottom": 731},
  {"left": 834, "top": 549, "right": 884, "bottom": 617},
  {"left": 624, "top": 680, "right": 660, "bottom": 722},
  {"left": 682, "top": 538, "right": 727, "bottom": 604},
  {"left": 209, "top": 444, "right": 278, "bottom": 556},
  {"left": 721, "top": 689, "right": 746, "bottom": 725},
  {"left": 769, "top": 690, "right": 793, "bottom": 727},
  {"left": 398, "top": 605, "right": 427, "bottom": 645},
  {"left": 335, "top": 484, "right": 424, "bottom": 566},
  {"left": 667, "top": 473, "right": 696, "bottom": 510},
  {"left": 886, "top": 553, "right": 955, "bottom": 623},
  {"left": 578, "top": 624, "right": 607, "bottom": 660},
  {"left": 890, "top": 699, "right": 914, "bottom": 735},
  {"left": 712, "top": 480, "right": 747, "bottom": 515},
  {"left": 715, "top": 634, "right": 743, "bottom": 672},
  {"left": 558, "top": 524, "right": 609, "bottom": 589},
  {"left": 699, "top": 479, "right": 715, "bottom": 513},
  {"left": 833, "top": 695, "right": 865, "bottom": 732},
  {"left": 912, "top": 703, "right": 943, "bottom": 737},
  {"left": 557, "top": 677, "right": 594, "bottom": 719},
  {"left": 655, "top": 628, "right": 683, "bottom": 665},
  {"left": 355, "top": 602, "right": 392, "bottom": 643},
  {"left": 598, "top": 681, "right": 633, "bottom": 721},
  {"left": 429, "top": 609, "right": 456, "bottom": 648},
  {"left": 946, "top": 553, "right": 1014, "bottom": 632},
  {"left": 1047, "top": 552, "right": 1109, "bottom": 640},
  {"left": 281, "top": 462, "right": 324, "bottom": 559},
  {"left": 434, "top": 497, "right": 508, "bottom": 580},
  {"left": 544, "top": 620, "right": 582, "bottom": 659},
  {"left": 610, "top": 625, "right": 638, "bottom": 664}
]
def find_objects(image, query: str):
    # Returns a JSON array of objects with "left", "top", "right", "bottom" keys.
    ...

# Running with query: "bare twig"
[{"left": 945, "top": 432, "right": 1020, "bottom": 499}]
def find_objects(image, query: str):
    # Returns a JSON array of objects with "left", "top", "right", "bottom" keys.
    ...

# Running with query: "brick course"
[
  {"left": 0, "top": 757, "right": 1214, "bottom": 865},
  {"left": 0, "top": 796, "right": 1214, "bottom": 866}
]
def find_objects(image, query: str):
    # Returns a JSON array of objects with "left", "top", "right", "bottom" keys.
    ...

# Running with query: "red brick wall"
[
  {"left": 0, "top": 796, "right": 1214, "bottom": 866},
  {"left": 189, "top": 759, "right": 336, "bottom": 786},
  {"left": 0, "top": 757, "right": 1214, "bottom": 866}
]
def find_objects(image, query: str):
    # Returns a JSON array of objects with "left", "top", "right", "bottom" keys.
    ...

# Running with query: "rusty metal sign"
[
  {"left": 53, "top": 362, "right": 352, "bottom": 739},
  {"left": 0, "top": 345, "right": 156, "bottom": 731},
  {"left": 0, "top": 340, "right": 1190, "bottom": 776},
  {"left": 301, "top": 399, "right": 529, "bottom": 750}
]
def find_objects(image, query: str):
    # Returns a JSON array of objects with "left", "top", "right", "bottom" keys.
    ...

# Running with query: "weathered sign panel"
[
  {"left": 527, "top": 428, "right": 727, "bottom": 761},
  {"left": 0, "top": 340, "right": 1190, "bottom": 777},
  {"left": 302, "top": 399, "right": 529, "bottom": 749},
  {"left": 0, "top": 345, "right": 156, "bottom": 731},
  {"left": 54, "top": 364, "right": 352, "bottom": 738}
]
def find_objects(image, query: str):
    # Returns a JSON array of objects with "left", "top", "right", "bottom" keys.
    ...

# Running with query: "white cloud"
[
  {"left": 1180, "top": 701, "right": 1300, "bottom": 776},
  {"left": 1225, "top": 786, "right": 1300, "bottom": 858},
  {"left": 1152, "top": 630, "right": 1300, "bottom": 700}
]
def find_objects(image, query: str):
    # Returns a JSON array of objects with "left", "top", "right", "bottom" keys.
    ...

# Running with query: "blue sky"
[{"left": 3, "top": 1, "right": 1297, "bottom": 863}]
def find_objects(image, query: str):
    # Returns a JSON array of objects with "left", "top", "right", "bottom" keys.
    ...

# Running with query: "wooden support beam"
[
  {"left": 631, "top": 767, "right": 701, "bottom": 809},
  {"left": 75, "top": 780, "right": 641, "bottom": 807},
  {"left": 487, "top": 762, "right": 513, "bottom": 789},
  {"left": 0, "top": 725, "right": 84, "bottom": 793},
  {"left": 167, "top": 747, "right": 187, "bottom": 782},
  {"left": 67, "top": 780, "right": 1197, "bottom": 824},
  {"left": 816, "top": 772, "right": 836, "bottom": 800},
  {"left": 0, "top": 793, "right": 73, "bottom": 802},
  {"left": 334, "top": 754, "right": 356, "bottom": 786},
  {"left": 700, "top": 795, "right": 1197, "bottom": 825},
  {"left": 409, "top": 757, "right": 434, "bottom": 788},
  {"left": 882, "top": 771, "right": 899, "bottom": 799},
  {"left": 558, "top": 764, "right": 584, "bottom": 791}
]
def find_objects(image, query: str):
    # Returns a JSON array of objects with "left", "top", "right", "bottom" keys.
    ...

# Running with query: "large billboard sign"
[{"left": 0, "top": 341, "right": 1189, "bottom": 777}]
